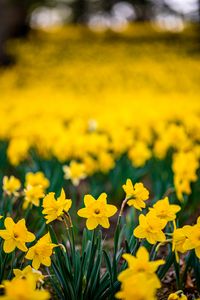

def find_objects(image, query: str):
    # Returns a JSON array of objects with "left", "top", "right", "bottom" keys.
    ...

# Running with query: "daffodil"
[
  {"left": 63, "top": 160, "right": 86, "bottom": 186},
  {"left": 168, "top": 291, "right": 188, "bottom": 300},
  {"left": 116, "top": 272, "right": 158, "bottom": 300},
  {"left": 25, "top": 233, "right": 56, "bottom": 270},
  {"left": 172, "top": 225, "right": 192, "bottom": 262},
  {"left": 0, "top": 217, "right": 35, "bottom": 253},
  {"left": 118, "top": 247, "right": 164, "bottom": 287},
  {"left": 134, "top": 212, "right": 166, "bottom": 244},
  {"left": 1, "top": 274, "right": 49, "bottom": 300},
  {"left": 172, "top": 151, "right": 199, "bottom": 201},
  {"left": 42, "top": 189, "right": 72, "bottom": 224},
  {"left": 25, "top": 172, "right": 49, "bottom": 191},
  {"left": 122, "top": 179, "right": 149, "bottom": 211},
  {"left": 23, "top": 185, "right": 45, "bottom": 209},
  {"left": 77, "top": 193, "right": 117, "bottom": 230},
  {"left": 183, "top": 217, "right": 200, "bottom": 258},
  {"left": 128, "top": 141, "right": 151, "bottom": 167},
  {"left": 3, "top": 176, "right": 21, "bottom": 196},
  {"left": 149, "top": 197, "right": 181, "bottom": 222},
  {"left": 13, "top": 265, "right": 44, "bottom": 285}
]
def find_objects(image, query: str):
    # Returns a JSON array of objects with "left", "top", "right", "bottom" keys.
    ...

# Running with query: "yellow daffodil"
[
  {"left": 172, "top": 151, "right": 199, "bottom": 201},
  {"left": 42, "top": 188, "right": 72, "bottom": 224},
  {"left": 118, "top": 247, "right": 164, "bottom": 287},
  {"left": 134, "top": 212, "right": 166, "bottom": 244},
  {"left": 25, "top": 233, "right": 56, "bottom": 269},
  {"left": 63, "top": 160, "right": 86, "bottom": 186},
  {"left": 122, "top": 179, "right": 149, "bottom": 211},
  {"left": 149, "top": 197, "right": 181, "bottom": 222},
  {"left": 13, "top": 265, "right": 44, "bottom": 285},
  {"left": 116, "top": 272, "right": 158, "bottom": 300},
  {"left": 168, "top": 291, "right": 188, "bottom": 300},
  {"left": 25, "top": 172, "right": 49, "bottom": 191},
  {"left": 128, "top": 141, "right": 151, "bottom": 167},
  {"left": 0, "top": 217, "right": 35, "bottom": 253},
  {"left": 23, "top": 185, "right": 45, "bottom": 209},
  {"left": 97, "top": 151, "right": 115, "bottom": 173},
  {"left": 172, "top": 225, "right": 192, "bottom": 262},
  {"left": 3, "top": 176, "right": 21, "bottom": 196},
  {"left": 183, "top": 217, "right": 200, "bottom": 258},
  {"left": 1, "top": 274, "right": 49, "bottom": 300},
  {"left": 7, "top": 138, "right": 30, "bottom": 166},
  {"left": 77, "top": 193, "right": 117, "bottom": 230}
]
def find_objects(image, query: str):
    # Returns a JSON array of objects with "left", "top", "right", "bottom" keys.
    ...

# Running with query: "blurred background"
[{"left": 0, "top": 0, "right": 200, "bottom": 65}]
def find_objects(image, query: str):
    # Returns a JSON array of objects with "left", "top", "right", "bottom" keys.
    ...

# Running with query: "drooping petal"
[
  {"left": 98, "top": 217, "right": 110, "bottom": 228},
  {"left": 133, "top": 226, "right": 146, "bottom": 239},
  {"left": 42, "top": 256, "right": 51, "bottom": 267},
  {"left": 3, "top": 239, "right": 16, "bottom": 253},
  {"left": 32, "top": 257, "right": 41, "bottom": 270},
  {"left": 16, "top": 241, "right": 28, "bottom": 252},
  {"left": 86, "top": 217, "right": 98, "bottom": 230}
]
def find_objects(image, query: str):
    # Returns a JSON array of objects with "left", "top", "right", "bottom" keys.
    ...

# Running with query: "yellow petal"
[
  {"left": 106, "top": 204, "right": 117, "bottom": 217},
  {"left": 99, "top": 217, "right": 110, "bottom": 228},
  {"left": 84, "top": 194, "right": 95, "bottom": 207},
  {"left": 4, "top": 217, "right": 15, "bottom": 231},
  {"left": 0, "top": 230, "right": 11, "bottom": 240},
  {"left": 86, "top": 217, "right": 98, "bottom": 230},
  {"left": 97, "top": 193, "right": 107, "bottom": 204},
  {"left": 16, "top": 241, "right": 28, "bottom": 252},
  {"left": 32, "top": 257, "right": 41, "bottom": 270},
  {"left": 77, "top": 208, "right": 89, "bottom": 218},
  {"left": 133, "top": 226, "right": 146, "bottom": 239},
  {"left": 136, "top": 246, "right": 149, "bottom": 261},
  {"left": 3, "top": 239, "right": 16, "bottom": 253},
  {"left": 27, "top": 232, "right": 36, "bottom": 242}
]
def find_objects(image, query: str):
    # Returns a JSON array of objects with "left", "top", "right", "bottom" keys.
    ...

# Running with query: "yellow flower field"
[{"left": 0, "top": 24, "right": 200, "bottom": 299}]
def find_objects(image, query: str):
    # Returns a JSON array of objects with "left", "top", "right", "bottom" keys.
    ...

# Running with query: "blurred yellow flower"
[
  {"left": 3, "top": 176, "right": 21, "bottom": 196},
  {"left": 116, "top": 272, "right": 158, "bottom": 300},
  {"left": 168, "top": 291, "right": 187, "bottom": 300},
  {"left": 0, "top": 217, "right": 35, "bottom": 253},
  {"left": 183, "top": 217, "right": 200, "bottom": 258},
  {"left": 13, "top": 265, "right": 44, "bottom": 285},
  {"left": 122, "top": 179, "right": 149, "bottom": 211},
  {"left": 116, "top": 247, "right": 163, "bottom": 300},
  {"left": 42, "top": 188, "right": 72, "bottom": 224},
  {"left": 128, "top": 141, "right": 151, "bottom": 167},
  {"left": 118, "top": 246, "right": 164, "bottom": 286},
  {"left": 172, "top": 151, "right": 199, "bottom": 201},
  {"left": 63, "top": 160, "right": 86, "bottom": 186},
  {"left": 25, "top": 172, "right": 49, "bottom": 191},
  {"left": 26, "top": 233, "right": 56, "bottom": 270},
  {"left": 1, "top": 274, "right": 49, "bottom": 300},
  {"left": 7, "top": 138, "right": 30, "bottom": 166},
  {"left": 77, "top": 193, "right": 117, "bottom": 230},
  {"left": 24, "top": 185, "right": 45, "bottom": 209}
]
